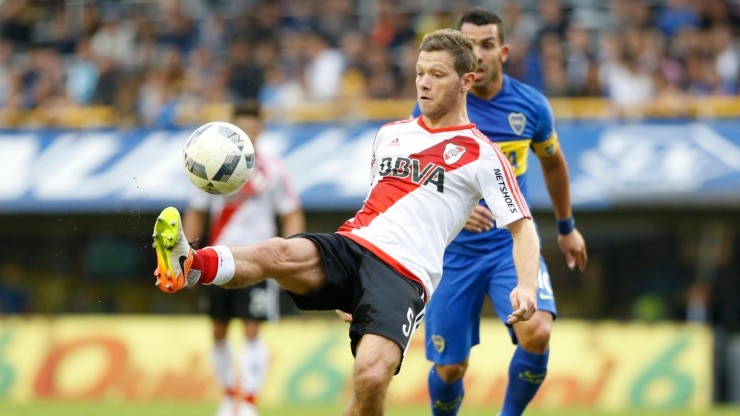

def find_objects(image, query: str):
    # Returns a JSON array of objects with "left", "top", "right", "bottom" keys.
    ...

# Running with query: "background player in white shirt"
[
  {"left": 183, "top": 101, "right": 305, "bottom": 416},
  {"left": 152, "top": 28, "right": 540, "bottom": 416}
]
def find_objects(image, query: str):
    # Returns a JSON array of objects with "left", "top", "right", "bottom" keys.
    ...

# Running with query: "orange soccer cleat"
[{"left": 152, "top": 206, "right": 200, "bottom": 293}]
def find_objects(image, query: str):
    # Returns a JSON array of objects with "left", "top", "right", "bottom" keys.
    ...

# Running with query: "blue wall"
[{"left": 2, "top": 119, "right": 739, "bottom": 213}]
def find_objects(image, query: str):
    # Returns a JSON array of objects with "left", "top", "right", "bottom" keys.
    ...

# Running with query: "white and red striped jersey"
[
  {"left": 338, "top": 117, "right": 530, "bottom": 301},
  {"left": 188, "top": 152, "right": 302, "bottom": 246}
]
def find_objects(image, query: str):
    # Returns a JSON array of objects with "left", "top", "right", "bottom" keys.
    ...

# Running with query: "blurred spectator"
[
  {"left": 259, "top": 62, "right": 306, "bottom": 111},
  {"left": 65, "top": 37, "right": 98, "bottom": 105},
  {"left": 0, "top": 39, "right": 16, "bottom": 106},
  {"left": 22, "top": 46, "right": 65, "bottom": 109},
  {"left": 282, "top": 0, "right": 317, "bottom": 33},
  {"left": 76, "top": 2, "right": 101, "bottom": 38},
  {"left": 302, "top": 31, "right": 344, "bottom": 101},
  {"left": 370, "top": 0, "right": 416, "bottom": 49},
  {"left": 156, "top": 0, "right": 198, "bottom": 54},
  {"left": 316, "top": 0, "right": 360, "bottom": 43},
  {"left": 33, "top": 2, "right": 76, "bottom": 54},
  {"left": 227, "top": 36, "right": 264, "bottom": 102},
  {"left": 197, "top": 12, "right": 230, "bottom": 60},
  {"left": 231, "top": 0, "right": 282, "bottom": 44},
  {"left": 338, "top": 30, "right": 370, "bottom": 99},
  {"left": 600, "top": 40, "right": 655, "bottom": 116},
  {"left": 649, "top": 69, "right": 691, "bottom": 116},
  {"left": 699, "top": 0, "right": 740, "bottom": 30},
  {"left": 91, "top": 55, "right": 121, "bottom": 106},
  {"left": 711, "top": 24, "right": 740, "bottom": 94},
  {"left": 532, "top": 0, "right": 569, "bottom": 51},
  {"left": 90, "top": 13, "right": 136, "bottom": 67},
  {"left": 657, "top": 0, "right": 700, "bottom": 37},
  {"left": 564, "top": 23, "right": 598, "bottom": 96},
  {"left": 539, "top": 33, "right": 569, "bottom": 97},
  {"left": 0, "top": 0, "right": 737, "bottom": 127},
  {"left": 501, "top": 0, "right": 538, "bottom": 80},
  {"left": 0, "top": 0, "right": 37, "bottom": 49}
]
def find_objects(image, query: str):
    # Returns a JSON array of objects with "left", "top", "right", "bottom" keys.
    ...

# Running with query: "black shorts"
[
  {"left": 287, "top": 233, "right": 426, "bottom": 373},
  {"left": 204, "top": 280, "right": 279, "bottom": 321}
]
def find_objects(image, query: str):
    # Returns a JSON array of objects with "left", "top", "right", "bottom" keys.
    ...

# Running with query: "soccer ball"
[{"left": 182, "top": 121, "right": 255, "bottom": 195}]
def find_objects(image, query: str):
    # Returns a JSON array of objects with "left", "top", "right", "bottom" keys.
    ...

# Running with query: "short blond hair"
[{"left": 419, "top": 28, "right": 476, "bottom": 77}]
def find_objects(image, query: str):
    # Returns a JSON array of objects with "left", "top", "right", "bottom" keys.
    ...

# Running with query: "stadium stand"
[{"left": 0, "top": 0, "right": 736, "bottom": 127}]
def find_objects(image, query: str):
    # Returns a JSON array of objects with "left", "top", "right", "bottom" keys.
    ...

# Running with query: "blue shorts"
[{"left": 425, "top": 248, "right": 557, "bottom": 365}]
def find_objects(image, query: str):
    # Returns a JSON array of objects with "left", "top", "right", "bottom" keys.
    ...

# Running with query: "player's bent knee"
[
  {"left": 517, "top": 320, "right": 552, "bottom": 353},
  {"left": 435, "top": 362, "right": 468, "bottom": 383},
  {"left": 354, "top": 362, "right": 395, "bottom": 394}
]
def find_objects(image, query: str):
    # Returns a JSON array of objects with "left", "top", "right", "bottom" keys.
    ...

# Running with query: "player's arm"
[
  {"left": 538, "top": 148, "right": 588, "bottom": 272},
  {"left": 506, "top": 217, "right": 539, "bottom": 324},
  {"left": 478, "top": 140, "right": 538, "bottom": 323},
  {"left": 533, "top": 94, "right": 588, "bottom": 272},
  {"left": 182, "top": 208, "right": 208, "bottom": 247},
  {"left": 462, "top": 204, "right": 494, "bottom": 232},
  {"left": 279, "top": 209, "right": 305, "bottom": 237}
]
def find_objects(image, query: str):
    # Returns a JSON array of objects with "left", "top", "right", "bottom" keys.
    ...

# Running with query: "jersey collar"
[{"left": 417, "top": 117, "right": 476, "bottom": 133}]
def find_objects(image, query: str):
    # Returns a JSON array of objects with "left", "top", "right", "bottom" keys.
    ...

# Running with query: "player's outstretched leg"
[
  {"left": 239, "top": 335, "right": 269, "bottom": 416},
  {"left": 152, "top": 206, "right": 200, "bottom": 293}
]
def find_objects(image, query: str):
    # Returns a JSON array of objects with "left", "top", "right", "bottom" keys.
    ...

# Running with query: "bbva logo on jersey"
[{"left": 378, "top": 156, "right": 445, "bottom": 192}]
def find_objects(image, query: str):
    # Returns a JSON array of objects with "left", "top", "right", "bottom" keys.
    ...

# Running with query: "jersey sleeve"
[
  {"left": 530, "top": 95, "right": 560, "bottom": 158},
  {"left": 269, "top": 158, "right": 302, "bottom": 215},
  {"left": 476, "top": 140, "right": 531, "bottom": 227},
  {"left": 369, "top": 127, "right": 385, "bottom": 182}
]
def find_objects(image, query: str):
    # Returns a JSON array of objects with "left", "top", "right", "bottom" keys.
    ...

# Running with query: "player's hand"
[
  {"left": 557, "top": 229, "right": 588, "bottom": 272},
  {"left": 335, "top": 309, "right": 353, "bottom": 323},
  {"left": 507, "top": 285, "right": 537, "bottom": 325},
  {"left": 463, "top": 205, "right": 494, "bottom": 233}
]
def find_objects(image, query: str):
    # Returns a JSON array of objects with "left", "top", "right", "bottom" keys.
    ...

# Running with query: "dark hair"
[
  {"left": 419, "top": 28, "right": 477, "bottom": 76},
  {"left": 233, "top": 100, "right": 262, "bottom": 119},
  {"left": 458, "top": 7, "right": 505, "bottom": 44}
]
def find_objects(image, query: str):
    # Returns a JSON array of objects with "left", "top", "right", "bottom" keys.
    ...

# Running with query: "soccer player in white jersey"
[
  {"left": 151, "top": 28, "right": 540, "bottom": 416},
  {"left": 412, "top": 9, "right": 588, "bottom": 416},
  {"left": 182, "top": 102, "right": 305, "bottom": 416}
]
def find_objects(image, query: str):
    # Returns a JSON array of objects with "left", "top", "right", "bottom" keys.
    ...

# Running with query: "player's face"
[
  {"left": 235, "top": 115, "right": 263, "bottom": 144},
  {"left": 415, "top": 50, "right": 464, "bottom": 120},
  {"left": 460, "top": 22, "right": 509, "bottom": 88}
]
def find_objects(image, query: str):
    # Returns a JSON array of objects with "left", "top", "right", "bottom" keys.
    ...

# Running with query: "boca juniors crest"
[{"left": 508, "top": 112, "right": 526, "bottom": 136}]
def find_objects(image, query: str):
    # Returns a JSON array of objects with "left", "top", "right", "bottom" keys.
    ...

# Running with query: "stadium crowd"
[{"left": 0, "top": 0, "right": 737, "bottom": 127}]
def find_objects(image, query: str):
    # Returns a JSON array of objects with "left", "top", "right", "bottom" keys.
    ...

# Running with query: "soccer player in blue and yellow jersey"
[{"left": 412, "top": 8, "right": 588, "bottom": 416}]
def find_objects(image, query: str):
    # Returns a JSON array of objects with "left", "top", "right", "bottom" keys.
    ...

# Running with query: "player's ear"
[
  {"left": 461, "top": 71, "right": 475, "bottom": 92},
  {"left": 501, "top": 43, "right": 510, "bottom": 64}
]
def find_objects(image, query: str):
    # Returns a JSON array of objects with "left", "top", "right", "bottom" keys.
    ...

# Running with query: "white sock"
[
  {"left": 240, "top": 337, "right": 270, "bottom": 395},
  {"left": 212, "top": 340, "right": 234, "bottom": 391},
  {"left": 210, "top": 245, "right": 235, "bottom": 286}
]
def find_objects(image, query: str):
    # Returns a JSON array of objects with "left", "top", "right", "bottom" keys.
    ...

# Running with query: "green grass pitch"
[{"left": 3, "top": 400, "right": 739, "bottom": 416}]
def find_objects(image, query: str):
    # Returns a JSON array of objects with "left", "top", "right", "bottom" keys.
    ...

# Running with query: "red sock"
[
  {"left": 192, "top": 247, "right": 219, "bottom": 284},
  {"left": 244, "top": 393, "right": 256, "bottom": 405}
]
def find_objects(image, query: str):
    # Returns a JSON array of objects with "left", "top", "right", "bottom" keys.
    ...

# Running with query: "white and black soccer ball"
[{"left": 183, "top": 121, "right": 255, "bottom": 195}]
